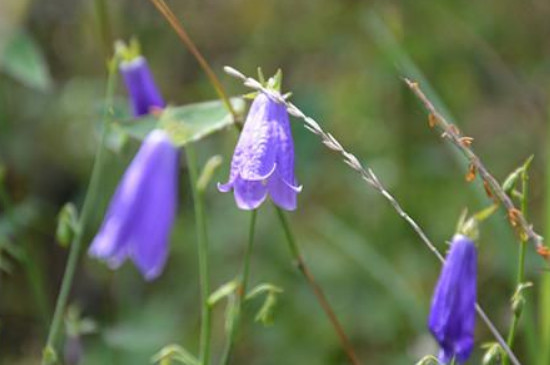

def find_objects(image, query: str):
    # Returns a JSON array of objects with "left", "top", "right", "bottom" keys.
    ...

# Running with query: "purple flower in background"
[
  {"left": 428, "top": 234, "right": 477, "bottom": 364},
  {"left": 120, "top": 56, "right": 165, "bottom": 117},
  {"left": 89, "top": 130, "right": 179, "bottom": 280},
  {"left": 218, "top": 93, "right": 301, "bottom": 210}
]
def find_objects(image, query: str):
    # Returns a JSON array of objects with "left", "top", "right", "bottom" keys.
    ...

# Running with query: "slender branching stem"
[
  {"left": 404, "top": 79, "right": 544, "bottom": 255},
  {"left": 186, "top": 146, "right": 213, "bottom": 365},
  {"left": 42, "top": 61, "right": 117, "bottom": 364},
  {"left": 504, "top": 168, "right": 530, "bottom": 365},
  {"left": 274, "top": 207, "right": 361, "bottom": 365},
  {"left": 223, "top": 66, "right": 521, "bottom": 365},
  {"left": 219, "top": 210, "right": 257, "bottom": 365}
]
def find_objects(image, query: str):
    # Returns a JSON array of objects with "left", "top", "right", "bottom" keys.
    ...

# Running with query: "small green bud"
[
  {"left": 511, "top": 282, "right": 532, "bottom": 318},
  {"left": 267, "top": 69, "right": 283, "bottom": 92},
  {"left": 245, "top": 283, "right": 284, "bottom": 327},
  {"left": 502, "top": 168, "right": 522, "bottom": 196},
  {"left": 512, "top": 295, "right": 525, "bottom": 317},
  {"left": 42, "top": 346, "right": 58, "bottom": 365},
  {"left": 56, "top": 203, "right": 78, "bottom": 248},
  {"left": 255, "top": 291, "right": 279, "bottom": 326},
  {"left": 482, "top": 343, "right": 503, "bottom": 365},
  {"left": 197, "top": 155, "right": 223, "bottom": 193},
  {"left": 415, "top": 355, "right": 440, "bottom": 365}
]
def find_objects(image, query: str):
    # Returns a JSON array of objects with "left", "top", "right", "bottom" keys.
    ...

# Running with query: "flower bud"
[
  {"left": 482, "top": 343, "right": 503, "bottom": 365},
  {"left": 56, "top": 203, "right": 78, "bottom": 247},
  {"left": 428, "top": 234, "right": 477, "bottom": 363},
  {"left": 512, "top": 294, "right": 525, "bottom": 317}
]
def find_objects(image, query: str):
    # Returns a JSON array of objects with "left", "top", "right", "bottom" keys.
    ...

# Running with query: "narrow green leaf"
[
  {"left": 117, "top": 98, "right": 245, "bottom": 147},
  {"left": 1, "top": 30, "right": 52, "bottom": 91},
  {"left": 207, "top": 280, "right": 239, "bottom": 307}
]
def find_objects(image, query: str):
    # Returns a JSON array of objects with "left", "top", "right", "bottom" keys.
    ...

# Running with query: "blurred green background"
[{"left": 1, "top": 0, "right": 550, "bottom": 364}]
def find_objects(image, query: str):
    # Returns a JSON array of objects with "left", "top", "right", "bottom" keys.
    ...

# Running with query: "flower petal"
[
  {"left": 267, "top": 172, "right": 301, "bottom": 211},
  {"left": 88, "top": 130, "right": 179, "bottom": 280},
  {"left": 237, "top": 94, "right": 278, "bottom": 181},
  {"left": 234, "top": 177, "right": 268, "bottom": 210},
  {"left": 120, "top": 56, "right": 165, "bottom": 117},
  {"left": 128, "top": 155, "right": 178, "bottom": 280},
  {"left": 272, "top": 100, "right": 297, "bottom": 187},
  {"left": 428, "top": 234, "right": 477, "bottom": 363}
]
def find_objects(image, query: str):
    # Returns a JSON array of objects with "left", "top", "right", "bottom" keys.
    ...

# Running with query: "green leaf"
[
  {"left": 116, "top": 98, "right": 245, "bottom": 147},
  {"left": 1, "top": 30, "right": 52, "bottom": 91}
]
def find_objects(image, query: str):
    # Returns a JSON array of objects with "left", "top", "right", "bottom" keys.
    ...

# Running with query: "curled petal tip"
[
  {"left": 289, "top": 182, "right": 303, "bottom": 193},
  {"left": 217, "top": 181, "right": 234, "bottom": 193},
  {"left": 239, "top": 163, "right": 277, "bottom": 182}
]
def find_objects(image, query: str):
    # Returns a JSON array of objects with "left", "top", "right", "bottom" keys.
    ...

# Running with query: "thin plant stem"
[
  {"left": 186, "top": 145, "right": 212, "bottom": 365},
  {"left": 93, "top": 0, "right": 113, "bottom": 59},
  {"left": 274, "top": 207, "right": 361, "bottom": 365},
  {"left": 41, "top": 61, "right": 117, "bottom": 364},
  {"left": 241, "top": 211, "right": 257, "bottom": 297},
  {"left": 504, "top": 168, "right": 530, "bottom": 365},
  {"left": 223, "top": 66, "right": 520, "bottom": 365},
  {"left": 219, "top": 210, "right": 257, "bottom": 365},
  {"left": 146, "top": 0, "right": 237, "bottom": 121}
]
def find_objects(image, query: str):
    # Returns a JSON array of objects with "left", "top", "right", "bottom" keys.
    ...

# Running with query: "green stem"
[
  {"left": 274, "top": 207, "right": 361, "bottom": 365},
  {"left": 219, "top": 210, "right": 257, "bottom": 365},
  {"left": 186, "top": 146, "right": 212, "bottom": 365},
  {"left": 504, "top": 168, "right": 529, "bottom": 365},
  {"left": 42, "top": 61, "right": 117, "bottom": 364},
  {"left": 93, "top": 0, "right": 113, "bottom": 59}
]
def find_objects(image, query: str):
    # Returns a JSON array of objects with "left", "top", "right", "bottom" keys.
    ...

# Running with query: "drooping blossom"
[
  {"left": 120, "top": 56, "right": 165, "bottom": 117},
  {"left": 218, "top": 93, "right": 301, "bottom": 210},
  {"left": 89, "top": 130, "right": 179, "bottom": 280},
  {"left": 428, "top": 234, "right": 477, "bottom": 364}
]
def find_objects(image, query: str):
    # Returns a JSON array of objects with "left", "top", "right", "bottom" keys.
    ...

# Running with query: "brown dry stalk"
[{"left": 404, "top": 78, "right": 545, "bottom": 257}]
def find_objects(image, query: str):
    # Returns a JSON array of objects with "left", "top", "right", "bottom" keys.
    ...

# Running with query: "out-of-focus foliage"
[{"left": 1, "top": 0, "right": 549, "bottom": 364}]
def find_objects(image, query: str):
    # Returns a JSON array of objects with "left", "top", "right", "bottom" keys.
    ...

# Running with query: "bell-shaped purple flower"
[
  {"left": 218, "top": 93, "right": 301, "bottom": 210},
  {"left": 89, "top": 130, "right": 179, "bottom": 280},
  {"left": 120, "top": 56, "right": 165, "bottom": 117},
  {"left": 428, "top": 234, "right": 477, "bottom": 364}
]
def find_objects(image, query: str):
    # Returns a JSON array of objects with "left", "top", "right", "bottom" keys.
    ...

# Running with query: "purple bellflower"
[
  {"left": 218, "top": 93, "right": 302, "bottom": 210},
  {"left": 120, "top": 56, "right": 165, "bottom": 117},
  {"left": 428, "top": 234, "right": 477, "bottom": 364},
  {"left": 89, "top": 130, "right": 179, "bottom": 280}
]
